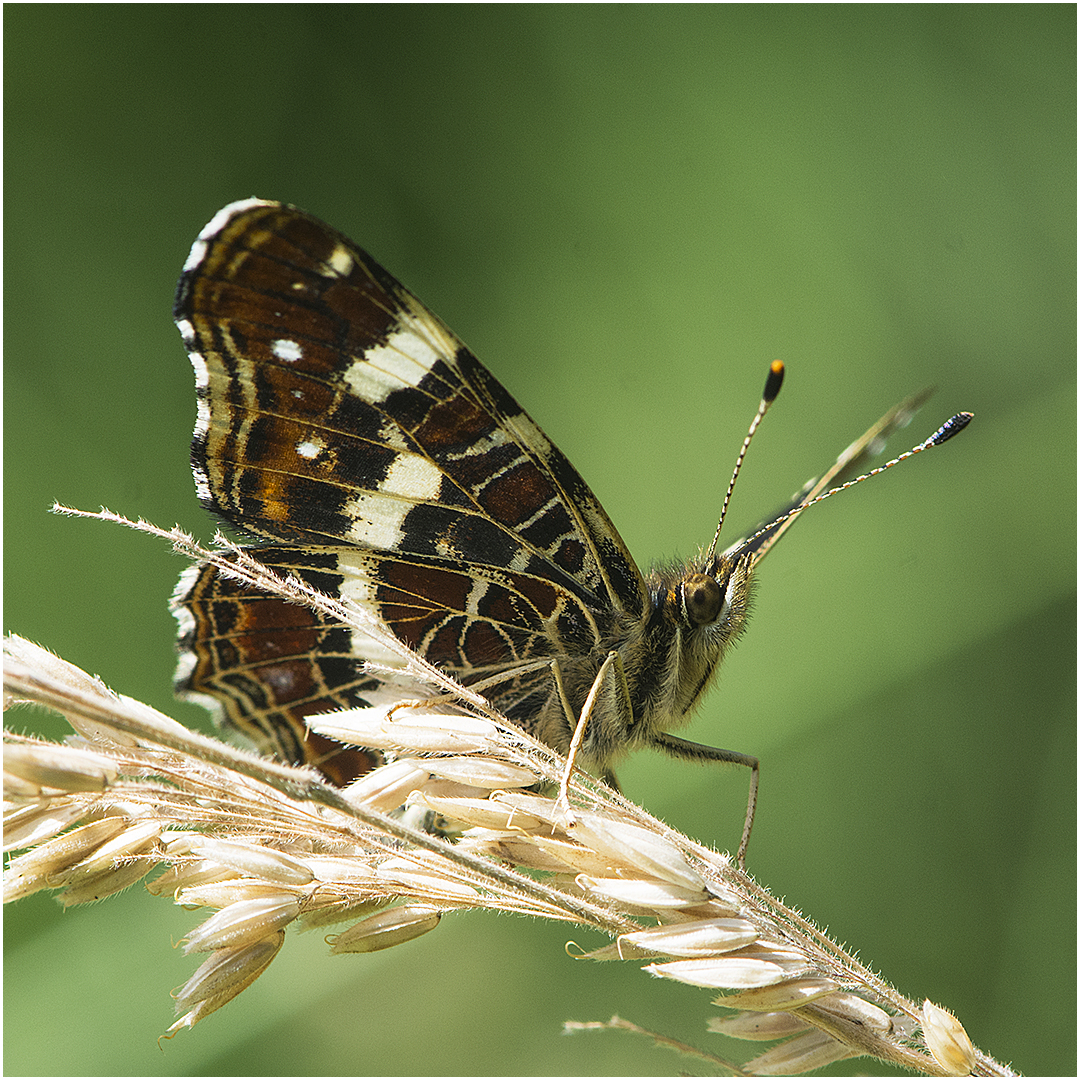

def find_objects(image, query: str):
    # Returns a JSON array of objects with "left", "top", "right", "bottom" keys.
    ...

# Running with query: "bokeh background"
[{"left": 5, "top": 7, "right": 1074, "bottom": 1076}]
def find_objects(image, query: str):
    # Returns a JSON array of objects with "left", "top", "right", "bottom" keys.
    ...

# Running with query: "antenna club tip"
[
  {"left": 763, "top": 361, "right": 785, "bottom": 403},
  {"left": 930, "top": 411, "right": 974, "bottom": 446}
]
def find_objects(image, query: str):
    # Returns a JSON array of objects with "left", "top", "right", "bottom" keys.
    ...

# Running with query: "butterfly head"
[{"left": 651, "top": 548, "right": 756, "bottom": 650}]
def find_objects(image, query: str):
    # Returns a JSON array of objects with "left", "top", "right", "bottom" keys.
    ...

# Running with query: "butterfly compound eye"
[{"left": 681, "top": 573, "right": 723, "bottom": 627}]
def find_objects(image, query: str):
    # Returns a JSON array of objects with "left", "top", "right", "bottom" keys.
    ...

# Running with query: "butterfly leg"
[
  {"left": 550, "top": 651, "right": 629, "bottom": 824},
  {"left": 652, "top": 731, "right": 759, "bottom": 870}
]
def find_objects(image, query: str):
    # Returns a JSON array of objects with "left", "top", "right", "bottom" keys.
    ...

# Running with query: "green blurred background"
[{"left": 5, "top": 7, "right": 1074, "bottom": 1076}]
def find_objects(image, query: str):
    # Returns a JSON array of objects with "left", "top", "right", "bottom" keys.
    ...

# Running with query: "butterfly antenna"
[
  {"left": 706, "top": 360, "right": 785, "bottom": 564},
  {"left": 740, "top": 410, "right": 974, "bottom": 559}
]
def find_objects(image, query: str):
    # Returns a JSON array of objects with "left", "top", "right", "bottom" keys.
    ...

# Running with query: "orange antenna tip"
[{"left": 763, "top": 361, "right": 784, "bottom": 403}]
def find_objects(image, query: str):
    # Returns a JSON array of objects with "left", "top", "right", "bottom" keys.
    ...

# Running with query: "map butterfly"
[{"left": 172, "top": 200, "right": 971, "bottom": 863}]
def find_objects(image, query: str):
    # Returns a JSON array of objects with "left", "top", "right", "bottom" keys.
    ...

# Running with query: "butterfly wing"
[
  {"left": 173, "top": 550, "right": 386, "bottom": 785},
  {"left": 175, "top": 200, "right": 646, "bottom": 616},
  {"left": 172, "top": 200, "right": 645, "bottom": 774}
]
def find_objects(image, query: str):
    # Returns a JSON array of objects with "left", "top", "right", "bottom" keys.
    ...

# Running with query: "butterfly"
[{"left": 172, "top": 200, "right": 971, "bottom": 864}]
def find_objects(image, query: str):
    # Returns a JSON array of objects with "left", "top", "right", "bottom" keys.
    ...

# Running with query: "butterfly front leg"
[
  {"left": 652, "top": 730, "right": 758, "bottom": 870},
  {"left": 549, "top": 650, "right": 633, "bottom": 823}
]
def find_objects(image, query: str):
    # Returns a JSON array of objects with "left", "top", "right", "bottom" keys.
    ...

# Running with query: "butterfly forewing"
[{"left": 176, "top": 201, "right": 645, "bottom": 614}]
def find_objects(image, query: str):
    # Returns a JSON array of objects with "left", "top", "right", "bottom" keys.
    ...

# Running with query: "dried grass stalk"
[{"left": 3, "top": 518, "right": 1013, "bottom": 1072}]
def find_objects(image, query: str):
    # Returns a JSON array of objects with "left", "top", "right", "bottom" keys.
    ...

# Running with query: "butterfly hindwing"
[{"left": 173, "top": 548, "right": 386, "bottom": 785}]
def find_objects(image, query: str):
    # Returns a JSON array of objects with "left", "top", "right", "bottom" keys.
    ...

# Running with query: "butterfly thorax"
[{"left": 528, "top": 549, "right": 756, "bottom": 775}]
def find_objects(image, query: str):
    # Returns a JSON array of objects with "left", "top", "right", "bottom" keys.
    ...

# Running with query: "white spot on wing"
[
  {"left": 170, "top": 564, "right": 203, "bottom": 628},
  {"left": 334, "top": 556, "right": 412, "bottom": 670},
  {"left": 296, "top": 438, "right": 324, "bottom": 460},
  {"left": 325, "top": 244, "right": 354, "bottom": 277},
  {"left": 465, "top": 578, "right": 488, "bottom": 616},
  {"left": 341, "top": 492, "right": 411, "bottom": 550},
  {"left": 376, "top": 418, "right": 410, "bottom": 452},
  {"left": 340, "top": 454, "right": 444, "bottom": 546},
  {"left": 193, "top": 466, "right": 213, "bottom": 504},
  {"left": 344, "top": 325, "right": 443, "bottom": 403},
  {"left": 172, "top": 647, "right": 197, "bottom": 686},
  {"left": 505, "top": 411, "right": 555, "bottom": 458},
  {"left": 193, "top": 397, "right": 211, "bottom": 441},
  {"left": 199, "top": 198, "right": 272, "bottom": 240},
  {"left": 508, "top": 549, "right": 532, "bottom": 573},
  {"left": 379, "top": 454, "right": 443, "bottom": 500},
  {"left": 176, "top": 318, "right": 197, "bottom": 350},
  {"left": 182, "top": 238, "right": 208, "bottom": 273},
  {"left": 335, "top": 560, "right": 378, "bottom": 607},
  {"left": 272, "top": 339, "right": 304, "bottom": 363},
  {"left": 188, "top": 349, "right": 210, "bottom": 389},
  {"left": 184, "top": 199, "right": 274, "bottom": 271}
]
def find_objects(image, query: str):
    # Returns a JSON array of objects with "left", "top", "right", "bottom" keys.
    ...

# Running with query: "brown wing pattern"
[{"left": 172, "top": 200, "right": 646, "bottom": 776}]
